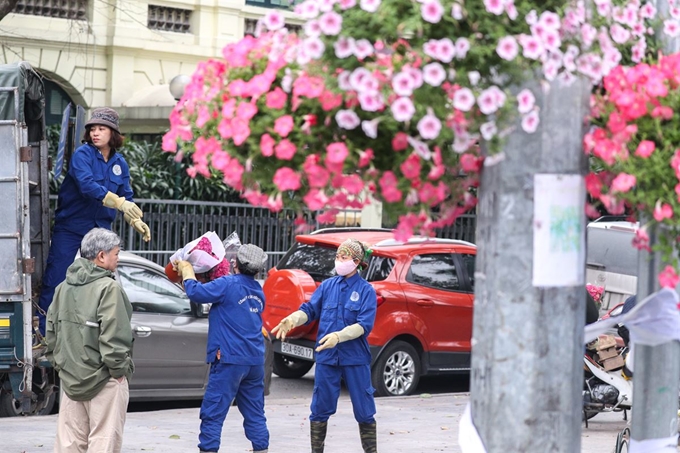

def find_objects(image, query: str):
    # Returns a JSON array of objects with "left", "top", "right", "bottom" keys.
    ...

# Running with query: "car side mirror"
[{"left": 191, "top": 302, "right": 211, "bottom": 318}]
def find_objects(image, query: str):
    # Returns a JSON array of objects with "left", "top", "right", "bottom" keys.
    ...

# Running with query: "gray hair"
[{"left": 80, "top": 228, "right": 121, "bottom": 260}]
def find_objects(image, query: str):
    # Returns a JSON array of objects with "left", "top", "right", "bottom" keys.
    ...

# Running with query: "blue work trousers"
[
  {"left": 310, "top": 363, "right": 376, "bottom": 424},
  {"left": 37, "top": 227, "right": 84, "bottom": 334},
  {"left": 198, "top": 362, "right": 269, "bottom": 452}
]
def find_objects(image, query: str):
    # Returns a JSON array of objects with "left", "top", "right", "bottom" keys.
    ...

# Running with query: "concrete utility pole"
[
  {"left": 628, "top": 2, "right": 680, "bottom": 447},
  {"left": 630, "top": 223, "right": 680, "bottom": 446},
  {"left": 469, "top": 76, "right": 590, "bottom": 452}
]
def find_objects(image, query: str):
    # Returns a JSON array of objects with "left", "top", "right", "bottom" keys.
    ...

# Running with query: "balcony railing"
[
  {"left": 12, "top": 0, "right": 87, "bottom": 20},
  {"left": 148, "top": 4, "right": 192, "bottom": 33}
]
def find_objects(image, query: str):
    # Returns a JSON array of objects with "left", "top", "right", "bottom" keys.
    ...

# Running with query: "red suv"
[{"left": 262, "top": 228, "right": 476, "bottom": 396}]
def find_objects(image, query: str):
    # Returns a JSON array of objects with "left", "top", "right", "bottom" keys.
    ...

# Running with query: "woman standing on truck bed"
[{"left": 36, "top": 107, "right": 151, "bottom": 335}]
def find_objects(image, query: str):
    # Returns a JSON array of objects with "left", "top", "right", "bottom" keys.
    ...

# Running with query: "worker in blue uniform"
[
  {"left": 37, "top": 107, "right": 150, "bottom": 335},
  {"left": 272, "top": 238, "right": 378, "bottom": 453},
  {"left": 175, "top": 244, "right": 270, "bottom": 453}
]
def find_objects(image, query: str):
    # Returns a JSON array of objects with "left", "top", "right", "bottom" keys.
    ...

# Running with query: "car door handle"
[
  {"left": 416, "top": 299, "right": 434, "bottom": 307},
  {"left": 133, "top": 326, "right": 152, "bottom": 337}
]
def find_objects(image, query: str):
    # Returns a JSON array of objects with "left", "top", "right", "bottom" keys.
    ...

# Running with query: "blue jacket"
[
  {"left": 55, "top": 143, "right": 134, "bottom": 235},
  {"left": 184, "top": 274, "right": 265, "bottom": 366},
  {"left": 300, "top": 273, "right": 376, "bottom": 366}
]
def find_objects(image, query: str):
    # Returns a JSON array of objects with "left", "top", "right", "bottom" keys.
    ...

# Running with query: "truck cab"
[{"left": 0, "top": 61, "right": 54, "bottom": 416}]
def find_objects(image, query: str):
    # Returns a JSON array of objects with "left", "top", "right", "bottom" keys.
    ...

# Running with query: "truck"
[{"left": 0, "top": 61, "right": 56, "bottom": 416}]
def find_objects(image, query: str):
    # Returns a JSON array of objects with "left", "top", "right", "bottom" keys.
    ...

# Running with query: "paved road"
[{"left": 1, "top": 390, "right": 628, "bottom": 453}]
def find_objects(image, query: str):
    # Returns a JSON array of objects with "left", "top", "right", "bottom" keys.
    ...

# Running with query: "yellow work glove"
[
  {"left": 124, "top": 213, "right": 151, "bottom": 242},
  {"left": 316, "top": 323, "right": 364, "bottom": 352},
  {"left": 173, "top": 260, "right": 196, "bottom": 281},
  {"left": 103, "top": 192, "right": 143, "bottom": 220},
  {"left": 271, "top": 310, "right": 308, "bottom": 341}
]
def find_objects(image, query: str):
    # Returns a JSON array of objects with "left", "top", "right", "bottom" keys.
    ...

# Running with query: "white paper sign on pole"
[{"left": 532, "top": 174, "right": 585, "bottom": 287}]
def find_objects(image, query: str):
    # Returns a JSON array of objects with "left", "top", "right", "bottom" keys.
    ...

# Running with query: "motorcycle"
[{"left": 582, "top": 335, "right": 632, "bottom": 428}]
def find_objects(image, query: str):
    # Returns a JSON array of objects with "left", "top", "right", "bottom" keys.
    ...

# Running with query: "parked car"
[
  {"left": 116, "top": 252, "right": 273, "bottom": 402},
  {"left": 262, "top": 227, "right": 476, "bottom": 397},
  {"left": 586, "top": 218, "right": 639, "bottom": 312},
  {"left": 1, "top": 252, "right": 272, "bottom": 416}
]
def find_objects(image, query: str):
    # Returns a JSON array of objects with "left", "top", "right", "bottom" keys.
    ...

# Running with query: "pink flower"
[
  {"left": 231, "top": 118, "right": 250, "bottom": 146},
  {"left": 266, "top": 87, "right": 287, "bottom": 110},
  {"left": 354, "top": 39, "right": 374, "bottom": 59},
  {"left": 361, "top": 119, "right": 379, "bottom": 138},
  {"left": 453, "top": 88, "right": 475, "bottom": 112},
  {"left": 274, "top": 139, "right": 297, "bottom": 160},
  {"left": 358, "top": 148, "right": 374, "bottom": 167},
  {"left": 451, "top": 3, "right": 463, "bottom": 19},
  {"left": 319, "top": 11, "right": 343, "bottom": 35},
  {"left": 358, "top": 92, "right": 384, "bottom": 112},
  {"left": 654, "top": 201, "right": 673, "bottom": 222},
  {"left": 334, "top": 36, "right": 356, "bottom": 58},
  {"left": 519, "top": 34, "right": 544, "bottom": 60},
  {"left": 326, "top": 142, "right": 349, "bottom": 166},
  {"left": 303, "top": 37, "right": 325, "bottom": 59},
  {"left": 659, "top": 265, "right": 680, "bottom": 289},
  {"left": 422, "top": 63, "right": 446, "bottom": 86},
  {"left": 391, "top": 97, "right": 416, "bottom": 122},
  {"left": 632, "top": 229, "right": 651, "bottom": 251},
  {"left": 455, "top": 38, "right": 470, "bottom": 59},
  {"left": 437, "top": 38, "right": 457, "bottom": 63},
  {"left": 335, "top": 109, "right": 361, "bottom": 129},
  {"left": 521, "top": 110, "right": 540, "bottom": 133},
  {"left": 263, "top": 11, "right": 285, "bottom": 31},
  {"left": 665, "top": 19, "right": 680, "bottom": 38},
  {"left": 421, "top": 0, "right": 444, "bottom": 24},
  {"left": 297, "top": 0, "right": 320, "bottom": 19},
  {"left": 317, "top": 210, "right": 338, "bottom": 224},
  {"left": 635, "top": 140, "right": 656, "bottom": 158},
  {"left": 303, "top": 155, "right": 330, "bottom": 188},
  {"left": 610, "top": 173, "right": 636, "bottom": 193},
  {"left": 417, "top": 113, "right": 442, "bottom": 140},
  {"left": 480, "top": 121, "right": 497, "bottom": 140},
  {"left": 303, "top": 189, "right": 329, "bottom": 210},
  {"left": 341, "top": 174, "right": 365, "bottom": 195},
  {"left": 274, "top": 115, "right": 294, "bottom": 137},
  {"left": 379, "top": 171, "right": 402, "bottom": 202},
  {"left": 360, "top": 0, "right": 381, "bottom": 12},
  {"left": 260, "top": 134, "right": 275, "bottom": 157},
  {"left": 392, "top": 72, "right": 416, "bottom": 96},
  {"left": 496, "top": 36, "right": 519, "bottom": 61},
  {"left": 483, "top": 0, "right": 504, "bottom": 15},
  {"left": 273, "top": 167, "right": 302, "bottom": 191},
  {"left": 392, "top": 133, "right": 409, "bottom": 152},
  {"left": 477, "top": 87, "right": 501, "bottom": 114},
  {"left": 236, "top": 102, "right": 258, "bottom": 121},
  {"left": 400, "top": 153, "right": 422, "bottom": 179}
]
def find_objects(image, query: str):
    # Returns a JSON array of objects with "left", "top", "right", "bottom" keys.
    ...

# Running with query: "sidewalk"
[{"left": 0, "top": 393, "right": 626, "bottom": 452}]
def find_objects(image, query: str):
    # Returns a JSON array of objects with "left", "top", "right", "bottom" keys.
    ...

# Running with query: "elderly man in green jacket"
[{"left": 46, "top": 227, "right": 134, "bottom": 453}]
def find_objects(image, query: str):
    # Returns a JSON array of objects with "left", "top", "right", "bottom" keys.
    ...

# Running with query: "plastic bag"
[
  {"left": 206, "top": 232, "right": 242, "bottom": 280},
  {"left": 169, "top": 231, "right": 225, "bottom": 273}
]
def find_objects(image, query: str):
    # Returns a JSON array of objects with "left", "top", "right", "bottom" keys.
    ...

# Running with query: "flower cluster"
[
  {"left": 163, "top": 0, "right": 674, "bottom": 238},
  {"left": 586, "top": 52, "right": 680, "bottom": 287},
  {"left": 163, "top": 31, "right": 374, "bottom": 222}
]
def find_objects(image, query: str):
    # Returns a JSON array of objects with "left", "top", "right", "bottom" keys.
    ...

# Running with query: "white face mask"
[{"left": 335, "top": 259, "right": 357, "bottom": 276}]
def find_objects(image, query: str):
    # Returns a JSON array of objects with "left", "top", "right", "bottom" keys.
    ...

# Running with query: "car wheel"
[
  {"left": 0, "top": 384, "right": 23, "bottom": 417},
  {"left": 272, "top": 353, "right": 314, "bottom": 379},
  {"left": 372, "top": 341, "right": 421, "bottom": 397}
]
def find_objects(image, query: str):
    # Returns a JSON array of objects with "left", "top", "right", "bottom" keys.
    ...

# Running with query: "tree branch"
[{"left": 0, "top": 0, "right": 19, "bottom": 22}]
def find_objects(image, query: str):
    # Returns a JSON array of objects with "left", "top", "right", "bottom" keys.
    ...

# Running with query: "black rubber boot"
[
  {"left": 359, "top": 422, "right": 377, "bottom": 453},
  {"left": 310, "top": 421, "right": 328, "bottom": 453}
]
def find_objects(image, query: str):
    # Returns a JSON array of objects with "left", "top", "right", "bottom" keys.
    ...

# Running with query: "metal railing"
[{"left": 49, "top": 197, "right": 476, "bottom": 269}]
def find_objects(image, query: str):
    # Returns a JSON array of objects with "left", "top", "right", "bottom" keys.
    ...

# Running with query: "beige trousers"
[{"left": 55, "top": 377, "right": 129, "bottom": 453}]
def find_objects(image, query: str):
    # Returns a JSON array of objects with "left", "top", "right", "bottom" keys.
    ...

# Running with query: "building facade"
[{"left": 0, "top": 0, "right": 301, "bottom": 137}]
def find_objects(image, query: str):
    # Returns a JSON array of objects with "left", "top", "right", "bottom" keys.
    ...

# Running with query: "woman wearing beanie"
[{"left": 37, "top": 107, "right": 151, "bottom": 335}]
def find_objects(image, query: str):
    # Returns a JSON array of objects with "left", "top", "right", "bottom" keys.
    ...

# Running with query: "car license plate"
[{"left": 281, "top": 342, "right": 314, "bottom": 359}]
